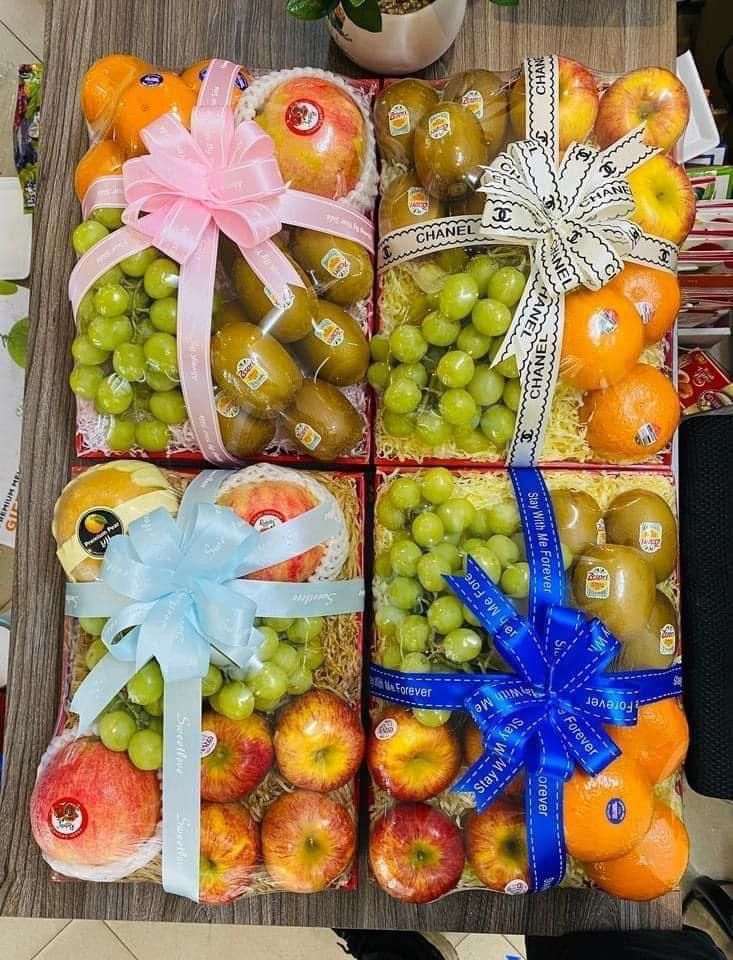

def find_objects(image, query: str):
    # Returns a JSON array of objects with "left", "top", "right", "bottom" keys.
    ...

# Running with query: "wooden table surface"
[{"left": 0, "top": 0, "right": 681, "bottom": 934}]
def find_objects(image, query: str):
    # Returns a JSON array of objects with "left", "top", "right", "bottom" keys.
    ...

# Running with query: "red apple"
[
  {"left": 369, "top": 802, "right": 464, "bottom": 903},
  {"left": 257, "top": 76, "right": 366, "bottom": 200},
  {"left": 261, "top": 789, "right": 356, "bottom": 893},
  {"left": 274, "top": 690, "right": 364, "bottom": 793},
  {"left": 595, "top": 67, "right": 690, "bottom": 153},
  {"left": 367, "top": 707, "right": 461, "bottom": 802},
  {"left": 30, "top": 737, "right": 160, "bottom": 868},
  {"left": 464, "top": 798, "right": 531, "bottom": 893},
  {"left": 510, "top": 57, "right": 599, "bottom": 153},
  {"left": 201, "top": 711, "right": 274, "bottom": 803},
  {"left": 627, "top": 154, "right": 696, "bottom": 246},
  {"left": 218, "top": 479, "right": 325, "bottom": 581},
  {"left": 199, "top": 801, "right": 260, "bottom": 904},
  {"left": 462, "top": 720, "right": 524, "bottom": 798}
]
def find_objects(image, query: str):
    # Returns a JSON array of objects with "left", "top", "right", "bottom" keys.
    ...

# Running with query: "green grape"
[
  {"left": 387, "top": 576, "right": 423, "bottom": 611},
  {"left": 400, "top": 652, "right": 431, "bottom": 673},
  {"left": 149, "top": 296, "right": 178, "bottom": 333},
  {"left": 77, "top": 290, "right": 96, "bottom": 327},
  {"left": 389, "top": 325, "right": 428, "bottom": 364},
  {"left": 370, "top": 333, "right": 390, "bottom": 362},
  {"left": 264, "top": 617, "right": 293, "bottom": 632},
  {"left": 443, "top": 627, "right": 482, "bottom": 663},
  {"left": 302, "top": 639, "right": 324, "bottom": 670},
  {"left": 437, "top": 498, "right": 476, "bottom": 535},
  {"left": 71, "top": 334, "right": 109, "bottom": 365},
  {"left": 413, "top": 707, "right": 451, "bottom": 727},
  {"left": 95, "top": 374, "right": 133, "bottom": 415},
  {"left": 391, "top": 362, "right": 428, "bottom": 389},
  {"left": 88, "top": 315, "right": 133, "bottom": 351},
  {"left": 106, "top": 418, "right": 136, "bottom": 452},
  {"left": 427, "top": 595, "right": 464, "bottom": 634},
  {"left": 380, "top": 643, "right": 402, "bottom": 670},
  {"left": 421, "top": 467, "right": 454, "bottom": 504},
  {"left": 415, "top": 410, "right": 451, "bottom": 447},
  {"left": 128, "top": 729, "right": 163, "bottom": 770},
  {"left": 248, "top": 662, "right": 289, "bottom": 701},
  {"left": 397, "top": 614, "right": 430, "bottom": 653},
  {"left": 486, "top": 500, "right": 521, "bottom": 536},
  {"left": 367, "top": 362, "right": 390, "bottom": 390},
  {"left": 131, "top": 286, "right": 152, "bottom": 313},
  {"left": 272, "top": 642, "right": 299, "bottom": 675},
  {"left": 451, "top": 414, "right": 481, "bottom": 439},
  {"left": 376, "top": 496, "right": 405, "bottom": 531},
  {"left": 374, "top": 551, "right": 393, "bottom": 578},
  {"left": 375, "top": 604, "right": 407, "bottom": 639},
  {"left": 501, "top": 561, "right": 530, "bottom": 598},
  {"left": 388, "top": 476, "right": 422, "bottom": 511},
  {"left": 487, "top": 266, "right": 526, "bottom": 307},
  {"left": 503, "top": 378, "right": 521, "bottom": 411},
  {"left": 416, "top": 552, "right": 451, "bottom": 593},
  {"left": 287, "top": 667, "right": 313, "bottom": 695},
  {"left": 480, "top": 405, "right": 516, "bottom": 447},
  {"left": 95, "top": 266, "right": 124, "bottom": 288},
  {"left": 511, "top": 532, "right": 527, "bottom": 561},
  {"left": 127, "top": 660, "right": 164, "bottom": 706},
  {"left": 412, "top": 511, "right": 445, "bottom": 548},
  {"left": 143, "top": 332, "right": 178, "bottom": 376},
  {"left": 144, "top": 365, "right": 178, "bottom": 391},
  {"left": 472, "top": 298, "right": 512, "bottom": 337},
  {"left": 383, "top": 378, "right": 421, "bottom": 415},
  {"left": 135, "top": 418, "right": 169, "bottom": 451},
  {"left": 94, "top": 283, "right": 131, "bottom": 318},
  {"left": 392, "top": 529, "right": 412, "bottom": 543},
  {"left": 145, "top": 696, "right": 164, "bottom": 717},
  {"left": 149, "top": 389, "right": 187, "bottom": 425},
  {"left": 439, "top": 388, "right": 477, "bottom": 426},
  {"left": 487, "top": 534, "right": 520, "bottom": 567},
  {"left": 454, "top": 430, "right": 491, "bottom": 454},
  {"left": 99, "top": 710, "right": 136, "bottom": 752},
  {"left": 91, "top": 207, "right": 124, "bottom": 230},
  {"left": 430, "top": 541, "right": 461, "bottom": 571},
  {"left": 468, "top": 365, "right": 505, "bottom": 406},
  {"left": 254, "top": 694, "right": 283, "bottom": 713},
  {"left": 468, "top": 509, "right": 492, "bottom": 538},
  {"left": 456, "top": 324, "right": 492, "bottom": 360},
  {"left": 439, "top": 272, "right": 479, "bottom": 320},
  {"left": 561, "top": 542, "right": 573, "bottom": 571},
  {"left": 461, "top": 537, "right": 484, "bottom": 556},
  {"left": 468, "top": 543, "right": 502, "bottom": 583},
  {"left": 131, "top": 383, "right": 152, "bottom": 412},
  {"left": 382, "top": 410, "right": 415, "bottom": 438},
  {"left": 113, "top": 343, "right": 146, "bottom": 381},
  {"left": 210, "top": 680, "right": 254, "bottom": 720},
  {"left": 390, "top": 539, "right": 422, "bottom": 577},
  {"left": 72, "top": 219, "right": 108, "bottom": 255},
  {"left": 467, "top": 254, "right": 499, "bottom": 296},
  {"left": 462, "top": 605, "right": 482, "bottom": 627},
  {"left": 147, "top": 716, "right": 163, "bottom": 734},
  {"left": 120, "top": 247, "right": 158, "bottom": 278},
  {"left": 69, "top": 364, "right": 103, "bottom": 400},
  {"left": 257, "top": 626, "right": 279, "bottom": 660},
  {"left": 421, "top": 310, "right": 460, "bottom": 347},
  {"left": 286, "top": 617, "right": 323, "bottom": 644},
  {"left": 436, "top": 248, "right": 469, "bottom": 273},
  {"left": 144, "top": 257, "right": 180, "bottom": 299},
  {"left": 84, "top": 638, "right": 107, "bottom": 670},
  {"left": 436, "top": 350, "right": 475, "bottom": 388}
]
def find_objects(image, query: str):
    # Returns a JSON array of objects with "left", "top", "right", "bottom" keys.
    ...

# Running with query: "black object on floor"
[
  {"left": 334, "top": 929, "right": 452, "bottom": 960},
  {"left": 525, "top": 927, "right": 727, "bottom": 959}
]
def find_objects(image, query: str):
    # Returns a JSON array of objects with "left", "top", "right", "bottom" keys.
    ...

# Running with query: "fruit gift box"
[
  {"left": 69, "top": 56, "right": 379, "bottom": 466},
  {"left": 367, "top": 466, "right": 688, "bottom": 903},
  {"left": 31, "top": 461, "right": 366, "bottom": 903},
  {"left": 369, "top": 57, "right": 695, "bottom": 467}
]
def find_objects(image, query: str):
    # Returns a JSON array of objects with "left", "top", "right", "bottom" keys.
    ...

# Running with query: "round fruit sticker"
[
  {"left": 407, "top": 186, "right": 430, "bottom": 217},
  {"left": 139, "top": 73, "right": 164, "bottom": 87},
  {"left": 49, "top": 797, "right": 87, "bottom": 840},
  {"left": 659, "top": 622, "right": 676, "bottom": 655},
  {"left": 605, "top": 797, "right": 626, "bottom": 824},
  {"left": 285, "top": 99, "right": 323, "bottom": 136},
  {"left": 597, "top": 309, "right": 619, "bottom": 335},
  {"left": 201, "top": 731, "right": 217, "bottom": 758},
  {"left": 77, "top": 507, "right": 123, "bottom": 559},
  {"left": 374, "top": 718, "right": 398, "bottom": 741},
  {"left": 585, "top": 565, "right": 610, "bottom": 599},
  {"left": 215, "top": 390, "right": 240, "bottom": 419},
  {"left": 638, "top": 520, "right": 663, "bottom": 554},
  {"left": 250, "top": 509, "right": 285, "bottom": 533},
  {"left": 504, "top": 878, "right": 529, "bottom": 895},
  {"left": 320, "top": 248, "right": 351, "bottom": 280}
]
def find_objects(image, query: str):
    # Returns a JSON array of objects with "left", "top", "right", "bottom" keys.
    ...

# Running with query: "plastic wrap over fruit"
[
  {"left": 367, "top": 467, "right": 688, "bottom": 902},
  {"left": 370, "top": 60, "right": 693, "bottom": 467},
  {"left": 34, "top": 463, "right": 364, "bottom": 902},
  {"left": 69, "top": 57, "right": 378, "bottom": 466}
]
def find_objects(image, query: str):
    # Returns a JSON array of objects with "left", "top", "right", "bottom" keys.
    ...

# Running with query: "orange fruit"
[
  {"left": 585, "top": 802, "right": 689, "bottom": 900},
  {"left": 80, "top": 53, "right": 151, "bottom": 136},
  {"left": 560, "top": 287, "right": 644, "bottom": 391},
  {"left": 74, "top": 140, "right": 125, "bottom": 201},
  {"left": 563, "top": 755, "right": 654, "bottom": 861},
  {"left": 580, "top": 363, "right": 680, "bottom": 461},
  {"left": 606, "top": 264, "right": 681, "bottom": 346},
  {"left": 609, "top": 698, "right": 689, "bottom": 785},
  {"left": 462, "top": 721, "right": 523, "bottom": 797},
  {"left": 180, "top": 59, "right": 253, "bottom": 106},
  {"left": 112, "top": 70, "right": 197, "bottom": 158}
]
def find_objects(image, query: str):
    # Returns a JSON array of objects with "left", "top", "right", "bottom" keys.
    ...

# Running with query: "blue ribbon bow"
[{"left": 370, "top": 468, "right": 681, "bottom": 891}]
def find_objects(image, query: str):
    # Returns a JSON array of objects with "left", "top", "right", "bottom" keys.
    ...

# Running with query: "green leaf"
[
  {"left": 343, "top": 0, "right": 382, "bottom": 31},
  {"left": 287, "top": 0, "right": 332, "bottom": 20}
]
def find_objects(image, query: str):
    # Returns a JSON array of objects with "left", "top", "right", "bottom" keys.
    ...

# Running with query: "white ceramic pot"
[{"left": 328, "top": 0, "right": 467, "bottom": 76}]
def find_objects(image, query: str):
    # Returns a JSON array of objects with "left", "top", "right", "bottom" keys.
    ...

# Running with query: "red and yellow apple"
[
  {"left": 464, "top": 799, "right": 530, "bottom": 893},
  {"left": 369, "top": 802, "right": 464, "bottom": 903},
  {"left": 462, "top": 720, "right": 524, "bottom": 798},
  {"left": 201, "top": 711, "right": 274, "bottom": 803},
  {"left": 367, "top": 707, "right": 461, "bottom": 802},
  {"left": 30, "top": 737, "right": 160, "bottom": 868},
  {"left": 199, "top": 801, "right": 260, "bottom": 904},
  {"left": 273, "top": 690, "right": 364, "bottom": 793},
  {"left": 261, "top": 789, "right": 356, "bottom": 893},
  {"left": 257, "top": 76, "right": 365, "bottom": 200},
  {"left": 627, "top": 154, "right": 696, "bottom": 246},
  {"left": 510, "top": 57, "right": 599, "bottom": 152},
  {"left": 596, "top": 67, "right": 690, "bottom": 152}
]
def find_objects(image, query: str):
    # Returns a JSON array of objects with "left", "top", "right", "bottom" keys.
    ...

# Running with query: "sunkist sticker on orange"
[{"left": 635, "top": 421, "right": 660, "bottom": 447}]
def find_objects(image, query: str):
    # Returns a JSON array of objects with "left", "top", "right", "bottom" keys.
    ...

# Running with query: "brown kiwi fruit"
[
  {"left": 210, "top": 320, "right": 302, "bottom": 418},
  {"left": 617, "top": 590, "right": 678, "bottom": 670},
  {"left": 550, "top": 488, "right": 604, "bottom": 556},
  {"left": 374, "top": 78, "right": 440, "bottom": 165},
  {"left": 604, "top": 489, "right": 677, "bottom": 583},
  {"left": 448, "top": 189, "right": 486, "bottom": 217},
  {"left": 414, "top": 102, "right": 488, "bottom": 199},
  {"left": 296, "top": 300, "right": 369, "bottom": 386},
  {"left": 216, "top": 394, "right": 277, "bottom": 458},
  {"left": 442, "top": 69, "right": 508, "bottom": 161},
  {"left": 212, "top": 300, "right": 248, "bottom": 334},
  {"left": 572, "top": 543, "right": 656, "bottom": 642},
  {"left": 281, "top": 380, "right": 363, "bottom": 461},
  {"left": 231, "top": 250, "right": 317, "bottom": 343},
  {"left": 290, "top": 229, "right": 373, "bottom": 307},
  {"left": 378, "top": 171, "right": 446, "bottom": 235}
]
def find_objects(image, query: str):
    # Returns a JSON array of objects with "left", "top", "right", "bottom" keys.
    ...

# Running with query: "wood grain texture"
[{"left": 0, "top": 0, "right": 680, "bottom": 931}]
